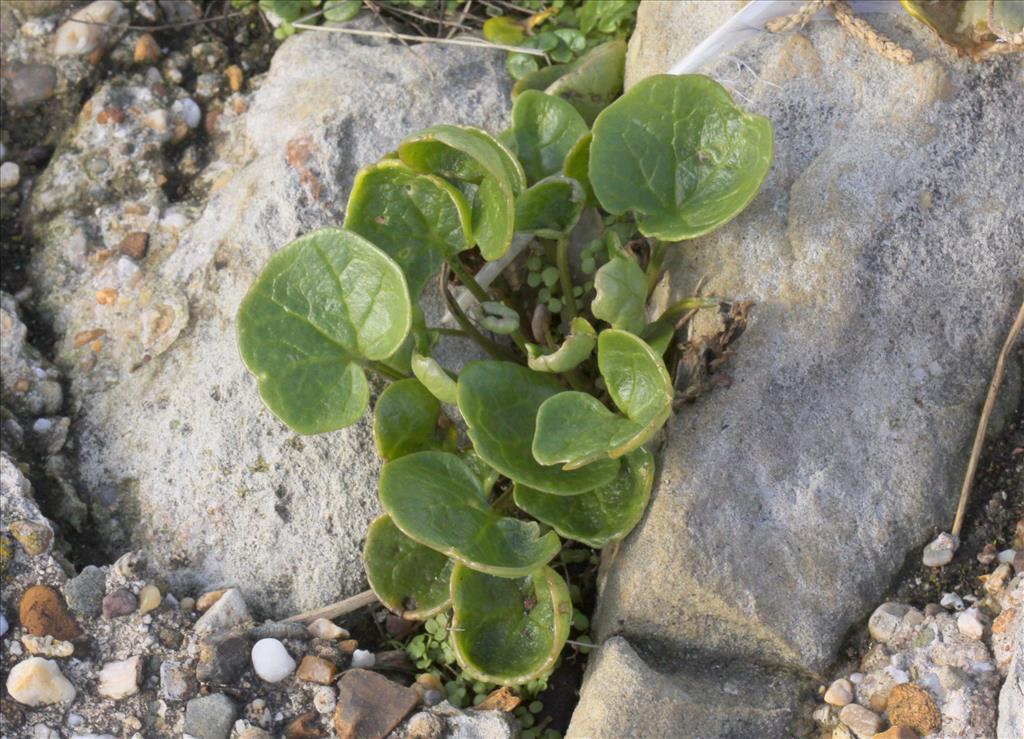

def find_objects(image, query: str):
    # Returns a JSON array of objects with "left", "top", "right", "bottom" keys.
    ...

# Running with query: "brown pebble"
[
  {"left": 97, "top": 106, "right": 125, "bottom": 125},
  {"left": 338, "top": 639, "right": 358, "bottom": 655},
  {"left": 887, "top": 683, "right": 942, "bottom": 736},
  {"left": 102, "top": 588, "right": 138, "bottom": 619},
  {"left": 296, "top": 655, "right": 337, "bottom": 685},
  {"left": 473, "top": 686, "right": 520, "bottom": 712},
  {"left": 977, "top": 542, "right": 998, "bottom": 565},
  {"left": 868, "top": 689, "right": 889, "bottom": 713},
  {"left": 993, "top": 607, "right": 1017, "bottom": 635},
  {"left": 196, "top": 588, "right": 227, "bottom": 612},
  {"left": 285, "top": 711, "right": 322, "bottom": 739},
  {"left": 872, "top": 727, "right": 919, "bottom": 739},
  {"left": 226, "top": 64, "right": 244, "bottom": 92},
  {"left": 134, "top": 33, "right": 161, "bottom": 64},
  {"left": 1014, "top": 549, "right": 1024, "bottom": 572},
  {"left": 19, "top": 585, "right": 81, "bottom": 640},
  {"left": 90, "top": 339, "right": 104, "bottom": 352},
  {"left": 14, "top": 378, "right": 30, "bottom": 392},
  {"left": 73, "top": 329, "right": 106, "bottom": 348},
  {"left": 97, "top": 288, "right": 118, "bottom": 305},
  {"left": 334, "top": 670, "right": 418, "bottom": 739},
  {"left": 118, "top": 232, "right": 149, "bottom": 260}
]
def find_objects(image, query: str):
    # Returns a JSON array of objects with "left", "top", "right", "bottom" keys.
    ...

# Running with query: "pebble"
[
  {"left": 312, "top": 685, "right": 336, "bottom": 714},
  {"left": 172, "top": 97, "right": 202, "bottom": 129},
  {"left": 922, "top": 532, "right": 958, "bottom": 567},
  {"left": 939, "top": 592, "right": 964, "bottom": 611},
  {"left": 296, "top": 655, "right": 338, "bottom": 685},
  {"left": 114, "top": 550, "right": 147, "bottom": 579},
  {"left": 251, "top": 638, "right": 295, "bottom": 683},
  {"left": 197, "top": 633, "right": 251, "bottom": 684},
  {"left": 117, "top": 232, "right": 149, "bottom": 260},
  {"left": 334, "top": 670, "right": 419, "bottom": 739},
  {"left": 6, "top": 62, "right": 57, "bottom": 108},
  {"left": 184, "top": 693, "right": 238, "bottom": 739},
  {"left": 887, "top": 683, "right": 941, "bottom": 735},
  {"left": 307, "top": 617, "right": 350, "bottom": 640},
  {"left": 868, "top": 602, "right": 910, "bottom": 643},
  {"left": 977, "top": 542, "right": 998, "bottom": 564},
  {"left": 194, "top": 588, "right": 251, "bottom": 635},
  {"left": 134, "top": 33, "right": 161, "bottom": 64},
  {"left": 956, "top": 608, "right": 985, "bottom": 640},
  {"left": 54, "top": 1, "right": 126, "bottom": 56},
  {"left": 9, "top": 519, "right": 52, "bottom": 555},
  {"left": 0, "top": 161, "right": 21, "bottom": 190},
  {"left": 0, "top": 614, "right": 8, "bottom": 637},
  {"left": 21, "top": 634, "right": 74, "bottom": 658},
  {"left": 138, "top": 584, "right": 162, "bottom": 614},
  {"left": 5, "top": 657, "right": 77, "bottom": 706},
  {"left": 283, "top": 712, "right": 320, "bottom": 739},
  {"left": 998, "top": 548, "right": 1016, "bottom": 563},
  {"left": 102, "top": 588, "right": 138, "bottom": 618},
  {"left": 20, "top": 585, "right": 81, "bottom": 640},
  {"left": 405, "top": 712, "right": 444, "bottom": 738},
  {"left": 197, "top": 588, "right": 228, "bottom": 611},
  {"left": 873, "top": 728, "right": 919, "bottom": 739},
  {"left": 227, "top": 64, "right": 245, "bottom": 92},
  {"left": 160, "top": 660, "right": 196, "bottom": 701},
  {"left": 983, "top": 562, "right": 1013, "bottom": 595},
  {"left": 824, "top": 678, "right": 853, "bottom": 707},
  {"left": 249, "top": 621, "right": 309, "bottom": 641},
  {"left": 837, "top": 703, "right": 881, "bottom": 738},
  {"left": 180, "top": 596, "right": 196, "bottom": 612},
  {"left": 98, "top": 656, "right": 141, "bottom": 699},
  {"left": 351, "top": 649, "right": 375, "bottom": 669},
  {"left": 65, "top": 565, "right": 107, "bottom": 617}
]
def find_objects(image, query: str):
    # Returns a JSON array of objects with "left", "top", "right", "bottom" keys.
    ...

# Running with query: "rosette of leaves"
[{"left": 237, "top": 74, "right": 771, "bottom": 685}]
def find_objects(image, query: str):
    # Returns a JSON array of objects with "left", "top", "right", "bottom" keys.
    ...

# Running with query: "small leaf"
[
  {"left": 546, "top": 40, "right": 626, "bottom": 125},
  {"left": 507, "top": 52, "right": 540, "bottom": 81},
  {"left": 457, "top": 361, "right": 620, "bottom": 495},
  {"left": 380, "top": 451, "right": 561, "bottom": 577},
  {"left": 373, "top": 378, "right": 454, "bottom": 461},
  {"left": 323, "top": 0, "right": 361, "bottom": 22},
  {"left": 533, "top": 330, "right": 671, "bottom": 469},
  {"left": 527, "top": 317, "right": 596, "bottom": 373},
  {"left": 591, "top": 256, "right": 647, "bottom": 334},
  {"left": 562, "top": 132, "right": 594, "bottom": 206},
  {"left": 450, "top": 564, "right": 571, "bottom": 685},
  {"left": 472, "top": 176, "right": 516, "bottom": 260},
  {"left": 478, "top": 301, "right": 520, "bottom": 335},
  {"left": 237, "top": 228, "right": 411, "bottom": 434},
  {"left": 364, "top": 514, "right": 453, "bottom": 619},
  {"left": 514, "top": 176, "right": 586, "bottom": 238},
  {"left": 590, "top": 74, "right": 773, "bottom": 241},
  {"left": 411, "top": 353, "right": 458, "bottom": 405},
  {"left": 510, "top": 91, "right": 589, "bottom": 184},
  {"left": 512, "top": 63, "right": 571, "bottom": 98},
  {"left": 344, "top": 160, "right": 471, "bottom": 298},
  {"left": 514, "top": 448, "right": 654, "bottom": 548},
  {"left": 483, "top": 15, "right": 526, "bottom": 45}
]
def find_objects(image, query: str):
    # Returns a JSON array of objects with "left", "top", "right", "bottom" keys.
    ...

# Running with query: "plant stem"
[
  {"left": 446, "top": 257, "right": 530, "bottom": 356},
  {"left": 556, "top": 235, "right": 578, "bottom": 321},
  {"left": 645, "top": 239, "right": 667, "bottom": 296},
  {"left": 364, "top": 360, "right": 407, "bottom": 381},
  {"left": 659, "top": 296, "right": 721, "bottom": 324},
  {"left": 440, "top": 266, "right": 521, "bottom": 363},
  {"left": 490, "top": 486, "right": 516, "bottom": 514},
  {"left": 427, "top": 327, "right": 468, "bottom": 337}
]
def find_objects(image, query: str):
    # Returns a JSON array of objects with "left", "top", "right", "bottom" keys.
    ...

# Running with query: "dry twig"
[{"left": 284, "top": 589, "right": 378, "bottom": 623}]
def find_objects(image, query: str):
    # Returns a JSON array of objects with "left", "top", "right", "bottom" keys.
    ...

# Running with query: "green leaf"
[
  {"left": 237, "top": 228, "right": 411, "bottom": 434},
  {"left": 450, "top": 564, "right": 571, "bottom": 685},
  {"left": 380, "top": 304, "right": 432, "bottom": 376},
  {"left": 562, "top": 132, "right": 594, "bottom": 207},
  {"left": 514, "top": 176, "right": 585, "bottom": 238},
  {"left": 514, "top": 447, "right": 654, "bottom": 548},
  {"left": 546, "top": 40, "right": 626, "bottom": 125},
  {"left": 344, "top": 160, "right": 472, "bottom": 297},
  {"left": 532, "top": 330, "right": 671, "bottom": 469},
  {"left": 591, "top": 256, "right": 647, "bottom": 334},
  {"left": 509, "top": 91, "right": 589, "bottom": 184},
  {"left": 380, "top": 451, "right": 561, "bottom": 577},
  {"left": 507, "top": 52, "right": 540, "bottom": 81},
  {"left": 411, "top": 352, "right": 458, "bottom": 405},
  {"left": 590, "top": 74, "right": 773, "bottom": 241},
  {"left": 478, "top": 301, "right": 521, "bottom": 335},
  {"left": 364, "top": 514, "right": 453, "bottom": 619},
  {"left": 512, "top": 63, "right": 571, "bottom": 98},
  {"left": 483, "top": 16, "right": 526, "bottom": 45},
  {"left": 471, "top": 176, "right": 516, "bottom": 260},
  {"left": 323, "top": 0, "right": 362, "bottom": 22},
  {"left": 900, "top": 0, "right": 1023, "bottom": 60},
  {"left": 527, "top": 317, "right": 596, "bottom": 373},
  {"left": 373, "top": 378, "right": 454, "bottom": 461},
  {"left": 457, "top": 361, "right": 620, "bottom": 495}
]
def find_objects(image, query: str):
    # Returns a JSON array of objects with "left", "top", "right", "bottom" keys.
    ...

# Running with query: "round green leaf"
[
  {"left": 546, "top": 40, "right": 625, "bottom": 125},
  {"left": 457, "top": 361, "right": 620, "bottom": 495},
  {"left": 483, "top": 15, "right": 526, "bottom": 45},
  {"left": 380, "top": 451, "right": 561, "bottom": 577},
  {"left": 512, "top": 63, "right": 571, "bottom": 98},
  {"left": 411, "top": 352, "right": 458, "bottom": 405},
  {"left": 364, "top": 514, "right": 454, "bottom": 620},
  {"left": 563, "top": 132, "right": 594, "bottom": 206},
  {"left": 344, "top": 161, "right": 472, "bottom": 298},
  {"left": 532, "top": 330, "right": 671, "bottom": 468},
  {"left": 450, "top": 563, "right": 571, "bottom": 685},
  {"left": 237, "top": 228, "right": 411, "bottom": 434},
  {"left": 510, "top": 91, "right": 589, "bottom": 184},
  {"left": 591, "top": 256, "right": 647, "bottom": 334},
  {"left": 471, "top": 176, "right": 516, "bottom": 260},
  {"left": 590, "top": 74, "right": 773, "bottom": 241},
  {"left": 527, "top": 317, "right": 596, "bottom": 373},
  {"left": 373, "top": 378, "right": 454, "bottom": 461},
  {"left": 514, "top": 176, "right": 586, "bottom": 238},
  {"left": 514, "top": 447, "right": 654, "bottom": 548},
  {"left": 399, "top": 124, "right": 524, "bottom": 193}
]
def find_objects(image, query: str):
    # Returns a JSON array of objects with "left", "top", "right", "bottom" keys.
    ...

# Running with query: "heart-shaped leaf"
[
  {"left": 483, "top": 15, "right": 526, "bottom": 45},
  {"left": 527, "top": 317, "right": 596, "bottom": 373},
  {"left": 364, "top": 514, "right": 454, "bottom": 620},
  {"left": 590, "top": 74, "right": 773, "bottom": 241},
  {"left": 591, "top": 256, "right": 647, "bottom": 334},
  {"left": 380, "top": 451, "right": 561, "bottom": 577},
  {"left": 237, "top": 228, "right": 411, "bottom": 434},
  {"left": 458, "top": 361, "right": 620, "bottom": 495},
  {"left": 471, "top": 176, "right": 517, "bottom": 260},
  {"left": 344, "top": 161, "right": 472, "bottom": 298},
  {"left": 509, "top": 91, "right": 589, "bottom": 184},
  {"left": 373, "top": 378, "right": 455, "bottom": 461},
  {"left": 514, "top": 176, "right": 586, "bottom": 238},
  {"left": 533, "top": 330, "right": 671, "bottom": 468},
  {"left": 512, "top": 62, "right": 571, "bottom": 98},
  {"left": 450, "top": 563, "right": 571, "bottom": 685},
  {"left": 514, "top": 447, "right": 654, "bottom": 548},
  {"left": 562, "top": 132, "right": 594, "bottom": 206},
  {"left": 411, "top": 352, "right": 458, "bottom": 405},
  {"left": 545, "top": 40, "right": 626, "bottom": 125}
]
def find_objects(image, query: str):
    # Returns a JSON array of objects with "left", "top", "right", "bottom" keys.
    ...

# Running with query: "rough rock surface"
[
  {"left": 573, "top": 2, "right": 1023, "bottom": 736},
  {"left": 27, "top": 26, "right": 512, "bottom": 615}
]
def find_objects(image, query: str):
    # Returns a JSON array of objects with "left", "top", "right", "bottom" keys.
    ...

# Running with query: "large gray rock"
[
  {"left": 28, "top": 27, "right": 512, "bottom": 615},
  {"left": 573, "top": 0, "right": 1023, "bottom": 735},
  {"left": 1000, "top": 634, "right": 1024, "bottom": 739}
]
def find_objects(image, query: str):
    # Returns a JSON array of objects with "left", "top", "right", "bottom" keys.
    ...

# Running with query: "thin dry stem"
[
  {"left": 284, "top": 589, "right": 378, "bottom": 623},
  {"left": 292, "top": 21, "right": 548, "bottom": 56}
]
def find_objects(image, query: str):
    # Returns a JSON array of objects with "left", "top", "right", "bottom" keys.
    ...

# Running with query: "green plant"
[{"left": 238, "top": 74, "right": 772, "bottom": 685}]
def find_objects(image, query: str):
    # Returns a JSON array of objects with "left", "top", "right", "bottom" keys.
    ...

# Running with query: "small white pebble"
[
  {"left": 940, "top": 592, "right": 964, "bottom": 611},
  {"left": 823, "top": 678, "right": 853, "bottom": 707},
  {"left": 172, "top": 98, "right": 201, "bottom": 128},
  {"left": 117, "top": 256, "right": 141, "bottom": 280},
  {"left": 848, "top": 672, "right": 864, "bottom": 685},
  {"left": 251, "top": 638, "right": 295, "bottom": 683},
  {"left": 33, "top": 367, "right": 47, "bottom": 379},
  {"left": 67, "top": 714, "right": 84, "bottom": 727},
  {"left": 957, "top": 608, "right": 985, "bottom": 640},
  {"left": 10, "top": 641, "right": 23, "bottom": 656},
  {"left": 998, "top": 549, "right": 1016, "bottom": 564},
  {"left": 32, "top": 418, "right": 53, "bottom": 433},
  {"left": 884, "top": 667, "right": 910, "bottom": 684},
  {"left": 307, "top": 617, "right": 349, "bottom": 640},
  {"left": 0, "top": 161, "right": 20, "bottom": 190},
  {"left": 351, "top": 649, "right": 375, "bottom": 669}
]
